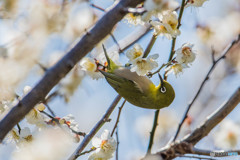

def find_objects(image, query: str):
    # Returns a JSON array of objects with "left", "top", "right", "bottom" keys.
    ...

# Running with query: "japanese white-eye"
[{"left": 99, "top": 46, "right": 175, "bottom": 110}]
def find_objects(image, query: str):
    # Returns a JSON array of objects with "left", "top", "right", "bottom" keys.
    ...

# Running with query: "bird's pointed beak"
[{"left": 158, "top": 73, "right": 164, "bottom": 88}]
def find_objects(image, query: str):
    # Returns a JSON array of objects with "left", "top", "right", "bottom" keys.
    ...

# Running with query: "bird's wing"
[
  {"left": 113, "top": 67, "right": 153, "bottom": 93},
  {"left": 99, "top": 70, "right": 144, "bottom": 93}
]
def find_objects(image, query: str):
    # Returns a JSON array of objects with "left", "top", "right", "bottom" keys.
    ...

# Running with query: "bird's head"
[{"left": 156, "top": 73, "right": 175, "bottom": 107}]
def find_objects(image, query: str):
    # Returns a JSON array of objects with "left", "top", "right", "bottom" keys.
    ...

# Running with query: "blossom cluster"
[
  {"left": 80, "top": 42, "right": 196, "bottom": 78},
  {"left": 150, "top": 10, "right": 180, "bottom": 40},
  {"left": 79, "top": 43, "right": 159, "bottom": 77},
  {"left": 124, "top": 0, "right": 208, "bottom": 39},
  {"left": 166, "top": 43, "right": 196, "bottom": 77}
]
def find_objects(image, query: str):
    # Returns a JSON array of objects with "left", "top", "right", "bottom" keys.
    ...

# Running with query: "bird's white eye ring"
[{"left": 160, "top": 87, "right": 166, "bottom": 93}]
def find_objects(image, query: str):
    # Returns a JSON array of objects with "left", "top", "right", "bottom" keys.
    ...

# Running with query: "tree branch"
[
  {"left": 68, "top": 95, "right": 122, "bottom": 160},
  {"left": 146, "top": 109, "right": 160, "bottom": 154},
  {"left": 111, "top": 99, "right": 126, "bottom": 137},
  {"left": 0, "top": 0, "right": 145, "bottom": 142},
  {"left": 143, "top": 35, "right": 157, "bottom": 58},
  {"left": 151, "top": 87, "right": 240, "bottom": 159}
]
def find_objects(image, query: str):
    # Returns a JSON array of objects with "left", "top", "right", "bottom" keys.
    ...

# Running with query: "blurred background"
[{"left": 0, "top": 0, "right": 239, "bottom": 159}]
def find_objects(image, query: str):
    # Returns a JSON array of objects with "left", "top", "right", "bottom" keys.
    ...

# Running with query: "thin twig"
[
  {"left": 168, "top": 39, "right": 176, "bottom": 63},
  {"left": 172, "top": 35, "right": 240, "bottom": 142},
  {"left": 148, "top": 59, "right": 174, "bottom": 77},
  {"left": 37, "top": 62, "right": 48, "bottom": 72},
  {"left": 211, "top": 46, "right": 215, "bottom": 63},
  {"left": 42, "top": 91, "right": 60, "bottom": 117},
  {"left": 44, "top": 103, "right": 56, "bottom": 117},
  {"left": 143, "top": 35, "right": 157, "bottom": 58},
  {"left": 79, "top": 148, "right": 96, "bottom": 156},
  {"left": 41, "top": 110, "right": 58, "bottom": 122},
  {"left": 115, "top": 128, "right": 119, "bottom": 160},
  {"left": 111, "top": 100, "right": 126, "bottom": 137},
  {"left": 43, "top": 90, "right": 60, "bottom": 104},
  {"left": 110, "top": 33, "right": 124, "bottom": 54},
  {"left": 40, "top": 110, "right": 86, "bottom": 137},
  {"left": 192, "top": 147, "right": 211, "bottom": 156},
  {"left": 68, "top": 95, "right": 122, "bottom": 160},
  {"left": 146, "top": 109, "right": 160, "bottom": 154},
  {"left": 167, "top": 0, "right": 186, "bottom": 62},
  {"left": 90, "top": 3, "right": 106, "bottom": 12},
  {"left": 16, "top": 123, "right": 21, "bottom": 134}
]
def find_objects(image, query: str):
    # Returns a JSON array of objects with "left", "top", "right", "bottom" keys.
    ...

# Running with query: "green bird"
[{"left": 99, "top": 45, "right": 175, "bottom": 110}]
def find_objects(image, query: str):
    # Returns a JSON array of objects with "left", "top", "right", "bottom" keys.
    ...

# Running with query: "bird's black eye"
[{"left": 160, "top": 86, "right": 166, "bottom": 93}]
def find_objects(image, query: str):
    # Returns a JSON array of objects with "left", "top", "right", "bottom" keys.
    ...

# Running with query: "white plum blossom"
[
  {"left": 124, "top": 0, "right": 179, "bottom": 23},
  {"left": 124, "top": 13, "right": 145, "bottom": 26},
  {"left": 0, "top": 101, "right": 9, "bottom": 114},
  {"left": 214, "top": 119, "right": 240, "bottom": 149},
  {"left": 19, "top": 127, "right": 33, "bottom": 142},
  {"left": 166, "top": 43, "right": 196, "bottom": 77},
  {"left": 96, "top": 50, "right": 121, "bottom": 66},
  {"left": 0, "top": 99, "right": 18, "bottom": 120},
  {"left": 80, "top": 57, "right": 103, "bottom": 80},
  {"left": 143, "top": 0, "right": 166, "bottom": 21},
  {"left": 80, "top": 57, "right": 97, "bottom": 73},
  {"left": 60, "top": 114, "right": 80, "bottom": 132},
  {"left": 126, "top": 44, "right": 159, "bottom": 76},
  {"left": 175, "top": 43, "right": 196, "bottom": 66},
  {"left": 151, "top": 10, "right": 180, "bottom": 39},
  {"left": 143, "top": 0, "right": 179, "bottom": 21},
  {"left": 23, "top": 85, "right": 32, "bottom": 95},
  {"left": 186, "top": 0, "right": 208, "bottom": 7},
  {"left": 80, "top": 50, "right": 120, "bottom": 80},
  {"left": 8, "top": 127, "right": 33, "bottom": 144},
  {"left": 88, "top": 130, "right": 117, "bottom": 160},
  {"left": 59, "top": 114, "right": 81, "bottom": 142},
  {"left": 126, "top": 44, "right": 144, "bottom": 61},
  {"left": 165, "top": 63, "right": 187, "bottom": 77},
  {"left": 25, "top": 104, "right": 46, "bottom": 128},
  {"left": 131, "top": 55, "right": 159, "bottom": 76},
  {"left": 144, "top": 0, "right": 166, "bottom": 11}
]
